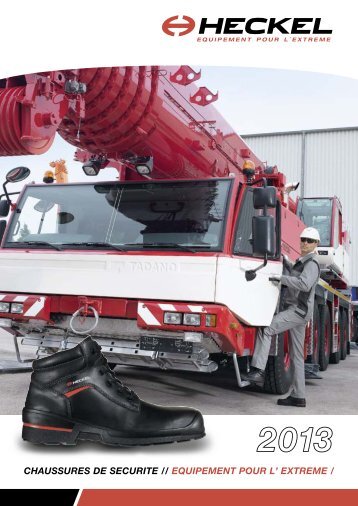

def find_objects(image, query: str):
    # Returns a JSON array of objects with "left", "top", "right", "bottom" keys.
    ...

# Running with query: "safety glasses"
[{"left": 300, "top": 238, "right": 317, "bottom": 244}]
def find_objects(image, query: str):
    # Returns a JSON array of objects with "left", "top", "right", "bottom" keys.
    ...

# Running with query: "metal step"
[{"left": 0, "top": 360, "right": 32, "bottom": 374}]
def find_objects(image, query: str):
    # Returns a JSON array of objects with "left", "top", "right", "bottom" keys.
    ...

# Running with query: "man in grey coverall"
[{"left": 245, "top": 227, "right": 321, "bottom": 407}]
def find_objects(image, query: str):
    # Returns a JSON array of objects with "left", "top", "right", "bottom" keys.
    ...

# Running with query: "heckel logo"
[
  {"left": 66, "top": 376, "right": 90, "bottom": 387},
  {"left": 162, "top": 15, "right": 332, "bottom": 38},
  {"left": 162, "top": 15, "right": 196, "bottom": 37}
]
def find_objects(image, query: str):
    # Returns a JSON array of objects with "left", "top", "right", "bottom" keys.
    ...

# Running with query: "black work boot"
[
  {"left": 242, "top": 367, "right": 265, "bottom": 388},
  {"left": 22, "top": 337, "right": 205, "bottom": 446},
  {"left": 277, "top": 395, "right": 306, "bottom": 408}
]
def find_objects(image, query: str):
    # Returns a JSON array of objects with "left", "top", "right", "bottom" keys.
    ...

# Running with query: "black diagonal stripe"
[{"left": 2, "top": 490, "right": 79, "bottom": 505}]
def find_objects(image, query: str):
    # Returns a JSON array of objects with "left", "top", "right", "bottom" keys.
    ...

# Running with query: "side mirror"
[
  {"left": 3, "top": 166, "right": 31, "bottom": 206},
  {"left": 245, "top": 215, "right": 275, "bottom": 282},
  {"left": 6, "top": 166, "right": 31, "bottom": 183},
  {"left": 252, "top": 215, "right": 275, "bottom": 256},
  {"left": 253, "top": 186, "right": 277, "bottom": 209},
  {"left": 0, "top": 220, "right": 6, "bottom": 243},
  {"left": 0, "top": 200, "right": 10, "bottom": 217}
]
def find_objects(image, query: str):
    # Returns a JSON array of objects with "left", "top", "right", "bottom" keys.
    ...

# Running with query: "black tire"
[
  {"left": 264, "top": 331, "right": 294, "bottom": 395},
  {"left": 340, "top": 310, "right": 348, "bottom": 361},
  {"left": 306, "top": 301, "right": 320, "bottom": 364},
  {"left": 330, "top": 309, "right": 340, "bottom": 364},
  {"left": 354, "top": 317, "right": 358, "bottom": 344},
  {"left": 319, "top": 305, "right": 331, "bottom": 371}
]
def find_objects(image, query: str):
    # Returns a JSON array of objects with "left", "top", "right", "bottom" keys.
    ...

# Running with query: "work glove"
[{"left": 269, "top": 276, "right": 281, "bottom": 285}]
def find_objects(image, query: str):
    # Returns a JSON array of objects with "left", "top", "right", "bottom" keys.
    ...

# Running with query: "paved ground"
[{"left": 1, "top": 332, "right": 358, "bottom": 415}]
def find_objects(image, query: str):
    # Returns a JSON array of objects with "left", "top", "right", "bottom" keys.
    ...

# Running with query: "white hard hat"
[{"left": 300, "top": 227, "right": 320, "bottom": 242}]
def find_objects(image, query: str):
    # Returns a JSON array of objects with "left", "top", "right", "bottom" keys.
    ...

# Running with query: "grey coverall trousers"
[
  {"left": 251, "top": 309, "right": 306, "bottom": 398},
  {"left": 251, "top": 252, "right": 320, "bottom": 399}
]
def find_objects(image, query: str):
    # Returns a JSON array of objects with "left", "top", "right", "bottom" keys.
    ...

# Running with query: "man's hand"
[{"left": 269, "top": 276, "right": 281, "bottom": 285}]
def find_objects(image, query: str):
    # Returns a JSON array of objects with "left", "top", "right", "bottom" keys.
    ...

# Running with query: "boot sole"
[
  {"left": 22, "top": 409, "right": 205, "bottom": 447},
  {"left": 277, "top": 402, "right": 306, "bottom": 407}
]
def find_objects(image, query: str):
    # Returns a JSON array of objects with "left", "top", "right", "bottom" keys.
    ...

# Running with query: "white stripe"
[
  {"left": 24, "top": 297, "right": 45, "bottom": 317},
  {"left": 14, "top": 296, "right": 28, "bottom": 302},
  {"left": 0, "top": 295, "right": 5, "bottom": 301},
  {"left": 159, "top": 303, "right": 176, "bottom": 311},
  {"left": 73, "top": 490, "right": 82, "bottom": 506},
  {"left": 188, "top": 305, "right": 205, "bottom": 313},
  {"left": 138, "top": 303, "right": 160, "bottom": 325}
]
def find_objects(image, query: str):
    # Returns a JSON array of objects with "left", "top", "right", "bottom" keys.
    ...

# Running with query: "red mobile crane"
[{"left": 0, "top": 66, "right": 352, "bottom": 393}]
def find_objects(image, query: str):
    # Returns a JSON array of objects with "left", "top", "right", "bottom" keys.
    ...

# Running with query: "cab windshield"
[
  {"left": 297, "top": 198, "right": 332, "bottom": 247},
  {"left": 4, "top": 179, "right": 231, "bottom": 252}
]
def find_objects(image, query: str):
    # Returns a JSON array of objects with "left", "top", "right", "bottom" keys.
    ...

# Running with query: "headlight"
[
  {"left": 184, "top": 332, "right": 203, "bottom": 342},
  {"left": 11, "top": 303, "right": 24, "bottom": 314},
  {"left": 183, "top": 313, "right": 201, "bottom": 326},
  {"left": 0, "top": 302, "right": 10, "bottom": 313},
  {"left": 164, "top": 312, "right": 182, "bottom": 325}
]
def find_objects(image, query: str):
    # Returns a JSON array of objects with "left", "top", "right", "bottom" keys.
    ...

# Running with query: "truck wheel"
[
  {"left": 340, "top": 310, "right": 348, "bottom": 361},
  {"left": 319, "top": 305, "right": 331, "bottom": 371},
  {"left": 330, "top": 310, "right": 340, "bottom": 364},
  {"left": 264, "top": 330, "right": 293, "bottom": 395},
  {"left": 306, "top": 301, "right": 320, "bottom": 364}
]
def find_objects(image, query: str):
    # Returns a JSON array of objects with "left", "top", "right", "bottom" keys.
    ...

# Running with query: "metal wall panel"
[
  {"left": 305, "top": 130, "right": 358, "bottom": 284},
  {"left": 243, "top": 133, "right": 303, "bottom": 189},
  {"left": 243, "top": 128, "right": 358, "bottom": 285}
]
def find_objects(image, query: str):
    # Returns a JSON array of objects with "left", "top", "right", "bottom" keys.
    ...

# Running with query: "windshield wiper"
[
  {"left": 60, "top": 241, "right": 126, "bottom": 252},
  {"left": 122, "top": 242, "right": 199, "bottom": 253},
  {"left": 8, "top": 241, "right": 63, "bottom": 251}
]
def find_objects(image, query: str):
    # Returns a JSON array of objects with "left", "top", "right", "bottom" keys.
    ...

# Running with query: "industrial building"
[{"left": 242, "top": 127, "right": 358, "bottom": 288}]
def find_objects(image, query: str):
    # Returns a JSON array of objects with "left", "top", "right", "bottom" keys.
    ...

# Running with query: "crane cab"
[{"left": 297, "top": 196, "right": 350, "bottom": 287}]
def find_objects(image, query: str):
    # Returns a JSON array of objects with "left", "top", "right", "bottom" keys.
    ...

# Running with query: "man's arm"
[{"left": 280, "top": 261, "right": 320, "bottom": 292}]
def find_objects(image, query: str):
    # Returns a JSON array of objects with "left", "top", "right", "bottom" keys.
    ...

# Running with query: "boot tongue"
[
  {"left": 79, "top": 336, "right": 102, "bottom": 357},
  {"left": 80, "top": 337, "right": 139, "bottom": 404}
]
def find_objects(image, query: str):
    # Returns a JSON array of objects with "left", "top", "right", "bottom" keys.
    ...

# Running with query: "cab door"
[{"left": 215, "top": 187, "right": 283, "bottom": 326}]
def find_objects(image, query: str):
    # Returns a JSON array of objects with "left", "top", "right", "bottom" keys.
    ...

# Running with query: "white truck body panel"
[
  {"left": 317, "top": 245, "right": 349, "bottom": 281},
  {"left": 0, "top": 252, "right": 282, "bottom": 326},
  {"left": 0, "top": 252, "right": 218, "bottom": 302},
  {"left": 215, "top": 257, "right": 283, "bottom": 326}
]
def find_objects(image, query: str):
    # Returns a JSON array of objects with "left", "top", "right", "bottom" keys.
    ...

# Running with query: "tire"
[
  {"left": 340, "top": 310, "right": 348, "bottom": 361},
  {"left": 330, "top": 309, "right": 340, "bottom": 365},
  {"left": 319, "top": 305, "right": 331, "bottom": 371},
  {"left": 264, "top": 330, "right": 294, "bottom": 395},
  {"left": 355, "top": 318, "right": 358, "bottom": 344},
  {"left": 305, "top": 301, "right": 320, "bottom": 364}
]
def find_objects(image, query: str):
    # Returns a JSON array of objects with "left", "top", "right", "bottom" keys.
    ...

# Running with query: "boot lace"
[{"left": 90, "top": 345, "right": 137, "bottom": 402}]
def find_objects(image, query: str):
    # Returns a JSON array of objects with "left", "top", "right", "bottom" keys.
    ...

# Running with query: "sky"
[{"left": 1, "top": 66, "right": 358, "bottom": 191}]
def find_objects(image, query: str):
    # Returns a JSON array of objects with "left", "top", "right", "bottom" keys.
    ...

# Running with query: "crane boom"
[{"left": 0, "top": 66, "right": 266, "bottom": 183}]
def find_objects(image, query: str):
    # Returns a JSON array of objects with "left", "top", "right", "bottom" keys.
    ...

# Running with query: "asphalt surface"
[{"left": 1, "top": 332, "right": 358, "bottom": 415}]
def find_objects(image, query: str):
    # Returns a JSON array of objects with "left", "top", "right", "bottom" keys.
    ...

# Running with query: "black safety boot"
[
  {"left": 22, "top": 337, "right": 205, "bottom": 446},
  {"left": 277, "top": 395, "right": 306, "bottom": 408},
  {"left": 242, "top": 367, "right": 265, "bottom": 388}
]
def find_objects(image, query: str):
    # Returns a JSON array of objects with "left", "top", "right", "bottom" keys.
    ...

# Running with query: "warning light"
[{"left": 43, "top": 170, "right": 54, "bottom": 184}]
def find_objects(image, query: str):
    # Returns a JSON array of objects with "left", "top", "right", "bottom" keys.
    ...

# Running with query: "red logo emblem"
[{"left": 162, "top": 15, "right": 196, "bottom": 37}]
